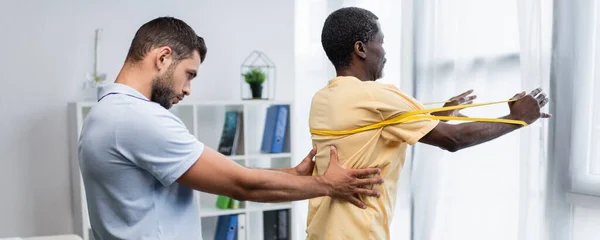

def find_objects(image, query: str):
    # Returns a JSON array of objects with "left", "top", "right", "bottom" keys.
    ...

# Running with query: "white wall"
[
  {"left": 573, "top": 207, "right": 600, "bottom": 240},
  {"left": 0, "top": 0, "right": 294, "bottom": 237}
]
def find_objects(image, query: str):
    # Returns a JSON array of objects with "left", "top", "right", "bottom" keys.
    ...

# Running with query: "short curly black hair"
[{"left": 321, "top": 7, "right": 379, "bottom": 69}]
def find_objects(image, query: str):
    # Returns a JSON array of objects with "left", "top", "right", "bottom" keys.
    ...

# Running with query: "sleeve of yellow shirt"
[{"left": 365, "top": 83, "right": 440, "bottom": 145}]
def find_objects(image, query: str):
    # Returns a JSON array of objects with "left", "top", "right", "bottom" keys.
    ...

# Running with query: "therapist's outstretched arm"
[
  {"left": 419, "top": 88, "right": 551, "bottom": 152},
  {"left": 177, "top": 145, "right": 383, "bottom": 209}
]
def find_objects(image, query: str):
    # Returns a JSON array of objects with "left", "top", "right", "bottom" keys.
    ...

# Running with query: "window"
[{"left": 569, "top": 19, "right": 600, "bottom": 195}]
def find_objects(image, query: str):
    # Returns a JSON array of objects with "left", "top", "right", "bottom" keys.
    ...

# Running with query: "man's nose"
[{"left": 183, "top": 83, "right": 191, "bottom": 96}]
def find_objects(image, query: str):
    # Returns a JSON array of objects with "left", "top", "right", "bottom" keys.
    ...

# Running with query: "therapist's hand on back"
[
  {"left": 295, "top": 145, "right": 383, "bottom": 208},
  {"left": 321, "top": 146, "right": 383, "bottom": 208}
]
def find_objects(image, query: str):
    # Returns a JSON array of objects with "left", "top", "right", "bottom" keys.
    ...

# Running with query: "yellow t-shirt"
[{"left": 306, "top": 76, "right": 439, "bottom": 240}]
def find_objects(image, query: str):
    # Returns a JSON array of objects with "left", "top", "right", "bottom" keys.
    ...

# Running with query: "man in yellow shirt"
[{"left": 306, "top": 7, "right": 551, "bottom": 240}]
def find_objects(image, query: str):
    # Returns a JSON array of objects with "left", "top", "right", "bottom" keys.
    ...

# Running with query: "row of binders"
[{"left": 214, "top": 209, "right": 290, "bottom": 240}]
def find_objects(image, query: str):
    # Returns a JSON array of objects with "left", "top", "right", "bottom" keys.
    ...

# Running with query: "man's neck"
[
  {"left": 114, "top": 63, "right": 153, "bottom": 99},
  {"left": 335, "top": 68, "right": 370, "bottom": 81}
]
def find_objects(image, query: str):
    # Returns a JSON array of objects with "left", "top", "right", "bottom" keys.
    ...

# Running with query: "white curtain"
[
  {"left": 515, "top": 1, "right": 553, "bottom": 239},
  {"left": 408, "top": 0, "right": 553, "bottom": 239}
]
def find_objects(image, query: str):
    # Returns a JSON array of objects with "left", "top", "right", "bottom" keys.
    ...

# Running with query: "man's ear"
[
  {"left": 155, "top": 47, "right": 173, "bottom": 72},
  {"left": 354, "top": 41, "right": 367, "bottom": 59}
]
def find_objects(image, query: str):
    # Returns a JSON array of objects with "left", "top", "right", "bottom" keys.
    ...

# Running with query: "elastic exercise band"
[{"left": 310, "top": 99, "right": 526, "bottom": 136}]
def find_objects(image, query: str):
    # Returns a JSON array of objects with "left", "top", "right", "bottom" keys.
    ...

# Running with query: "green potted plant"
[{"left": 242, "top": 67, "right": 266, "bottom": 99}]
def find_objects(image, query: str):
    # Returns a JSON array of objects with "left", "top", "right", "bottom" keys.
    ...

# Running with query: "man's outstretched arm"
[
  {"left": 177, "top": 145, "right": 382, "bottom": 209},
  {"left": 420, "top": 115, "right": 522, "bottom": 152},
  {"left": 419, "top": 88, "right": 551, "bottom": 152}
]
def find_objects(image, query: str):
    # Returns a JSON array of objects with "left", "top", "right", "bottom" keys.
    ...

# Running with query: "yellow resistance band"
[{"left": 310, "top": 99, "right": 527, "bottom": 136}]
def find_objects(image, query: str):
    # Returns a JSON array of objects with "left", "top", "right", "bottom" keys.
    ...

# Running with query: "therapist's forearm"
[
  {"left": 236, "top": 168, "right": 329, "bottom": 202},
  {"left": 267, "top": 167, "right": 297, "bottom": 175}
]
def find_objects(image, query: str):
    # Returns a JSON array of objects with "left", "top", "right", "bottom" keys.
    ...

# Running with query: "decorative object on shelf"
[
  {"left": 243, "top": 68, "right": 266, "bottom": 99},
  {"left": 240, "top": 50, "right": 275, "bottom": 100},
  {"left": 82, "top": 28, "right": 107, "bottom": 101}
]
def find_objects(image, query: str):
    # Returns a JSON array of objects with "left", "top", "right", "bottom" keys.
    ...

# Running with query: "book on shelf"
[
  {"left": 217, "top": 111, "right": 244, "bottom": 156},
  {"left": 260, "top": 105, "right": 289, "bottom": 154}
]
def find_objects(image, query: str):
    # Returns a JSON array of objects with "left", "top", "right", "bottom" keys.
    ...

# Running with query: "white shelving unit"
[{"left": 68, "top": 100, "right": 294, "bottom": 240}]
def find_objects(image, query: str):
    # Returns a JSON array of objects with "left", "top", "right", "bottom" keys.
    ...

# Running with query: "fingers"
[
  {"left": 349, "top": 167, "right": 381, "bottom": 178},
  {"left": 456, "top": 89, "right": 474, "bottom": 98},
  {"left": 537, "top": 93, "right": 550, "bottom": 107},
  {"left": 353, "top": 188, "right": 381, "bottom": 198},
  {"left": 304, "top": 145, "right": 317, "bottom": 161},
  {"left": 534, "top": 92, "right": 546, "bottom": 102},
  {"left": 535, "top": 92, "right": 546, "bottom": 101},
  {"left": 529, "top": 87, "right": 542, "bottom": 97},
  {"left": 511, "top": 91, "right": 526, "bottom": 100},
  {"left": 328, "top": 145, "right": 339, "bottom": 164},
  {"left": 461, "top": 95, "right": 476, "bottom": 105},
  {"left": 347, "top": 188, "right": 381, "bottom": 209},
  {"left": 527, "top": 86, "right": 549, "bottom": 107},
  {"left": 456, "top": 95, "right": 477, "bottom": 104},
  {"left": 540, "top": 97, "right": 549, "bottom": 107},
  {"left": 355, "top": 177, "right": 384, "bottom": 186},
  {"left": 452, "top": 90, "right": 476, "bottom": 103},
  {"left": 347, "top": 196, "right": 367, "bottom": 209}
]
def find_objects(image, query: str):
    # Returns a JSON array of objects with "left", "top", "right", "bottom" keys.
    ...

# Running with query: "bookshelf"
[{"left": 68, "top": 100, "right": 294, "bottom": 240}]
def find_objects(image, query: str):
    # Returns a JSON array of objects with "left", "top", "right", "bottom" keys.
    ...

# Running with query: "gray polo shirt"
[{"left": 78, "top": 83, "right": 204, "bottom": 239}]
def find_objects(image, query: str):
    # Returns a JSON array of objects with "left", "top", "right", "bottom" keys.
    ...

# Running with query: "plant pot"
[{"left": 249, "top": 83, "right": 263, "bottom": 99}]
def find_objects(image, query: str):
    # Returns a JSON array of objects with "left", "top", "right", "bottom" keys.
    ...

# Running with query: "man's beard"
[
  {"left": 374, "top": 59, "right": 386, "bottom": 80},
  {"left": 371, "top": 66, "right": 384, "bottom": 80},
  {"left": 151, "top": 68, "right": 176, "bottom": 109},
  {"left": 374, "top": 69, "right": 383, "bottom": 80}
]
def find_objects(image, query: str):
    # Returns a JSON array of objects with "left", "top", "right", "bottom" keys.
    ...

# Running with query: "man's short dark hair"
[
  {"left": 126, "top": 16, "right": 207, "bottom": 64},
  {"left": 321, "top": 7, "right": 379, "bottom": 68}
]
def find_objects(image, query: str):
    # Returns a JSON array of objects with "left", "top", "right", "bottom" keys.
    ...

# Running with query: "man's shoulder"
[
  {"left": 367, "top": 82, "right": 422, "bottom": 104},
  {"left": 311, "top": 78, "right": 375, "bottom": 100},
  {"left": 83, "top": 98, "right": 184, "bottom": 143},
  {"left": 362, "top": 81, "right": 402, "bottom": 93},
  {"left": 119, "top": 107, "right": 184, "bottom": 141},
  {"left": 101, "top": 97, "right": 178, "bottom": 122}
]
